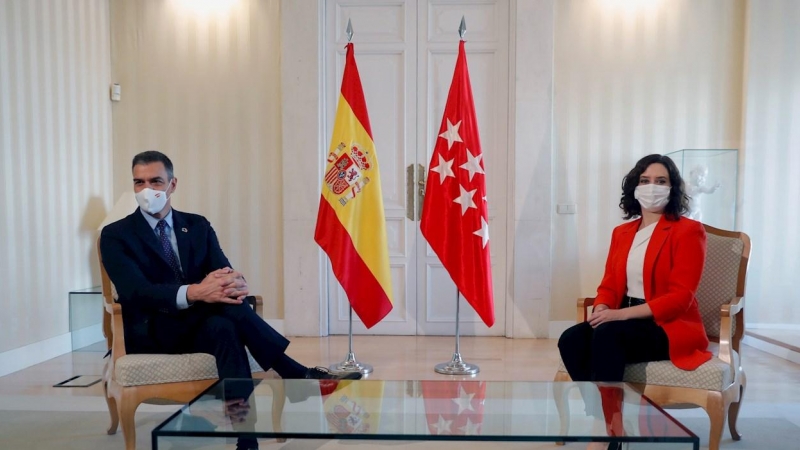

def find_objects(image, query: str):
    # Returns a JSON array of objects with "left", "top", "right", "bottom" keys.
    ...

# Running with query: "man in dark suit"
[{"left": 100, "top": 151, "right": 360, "bottom": 385}]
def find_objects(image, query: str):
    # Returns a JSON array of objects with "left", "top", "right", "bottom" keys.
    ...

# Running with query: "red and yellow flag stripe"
[{"left": 314, "top": 43, "right": 393, "bottom": 328}]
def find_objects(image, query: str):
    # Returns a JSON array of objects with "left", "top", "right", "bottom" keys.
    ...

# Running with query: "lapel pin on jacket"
[{"left": 181, "top": 227, "right": 188, "bottom": 233}]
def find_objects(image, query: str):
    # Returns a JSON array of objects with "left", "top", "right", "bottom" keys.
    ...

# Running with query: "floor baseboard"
[
  {"left": 743, "top": 334, "right": 800, "bottom": 365},
  {"left": 0, "top": 333, "right": 73, "bottom": 377}
]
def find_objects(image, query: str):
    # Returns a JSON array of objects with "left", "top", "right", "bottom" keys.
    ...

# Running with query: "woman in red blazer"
[
  {"left": 559, "top": 154, "right": 711, "bottom": 450},
  {"left": 559, "top": 154, "right": 712, "bottom": 384}
]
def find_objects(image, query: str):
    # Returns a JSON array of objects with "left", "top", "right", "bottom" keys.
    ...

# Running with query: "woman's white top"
[{"left": 626, "top": 222, "right": 657, "bottom": 299}]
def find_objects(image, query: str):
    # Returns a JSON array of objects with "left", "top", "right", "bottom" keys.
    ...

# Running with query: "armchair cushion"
[
  {"left": 115, "top": 352, "right": 265, "bottom": 387},
  {"left": 556, "top": 344, "right": 737, "bottom": 391},
  {"left": 115, "top": 354, "right": 216, "bottom": 387},
  {"left": 623, "top": 351, "right": 736, "bottom": 391}
]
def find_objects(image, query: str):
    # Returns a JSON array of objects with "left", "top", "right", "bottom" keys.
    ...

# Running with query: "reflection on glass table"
[{"left": 152, "top": 379, "right": 698, "bottom": 449}]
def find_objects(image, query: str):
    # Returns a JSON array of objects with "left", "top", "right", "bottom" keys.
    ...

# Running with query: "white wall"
[
  {"left": 109, "top": 0, "right": 284, "bottom": 320},
  {"left": 0, "top": 1, "right": 112, "bottom": 358},
  {"left": 510, "top": 0, "right": 555, "bottom": 338},
  {"left": 280, "top": 0, "right": 327, "bottom": 336},
  {"left": 740, "top": 0, "right": 800, "bottom": 328},
  {"left": 550, "top": 0, "right": 746, "bottom": 321}
]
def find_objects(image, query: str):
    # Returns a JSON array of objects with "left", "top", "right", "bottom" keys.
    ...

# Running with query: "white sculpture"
[{"left": 685, "top": 165, "right": 720, "bottom": 221}]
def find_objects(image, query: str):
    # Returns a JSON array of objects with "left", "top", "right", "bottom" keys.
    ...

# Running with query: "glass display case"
[
  {"left": 665, "top": 149, "right": 738, "bottom": 230},
  {"left": 69, "top": 286, "right": 104, "bottom": 351}
]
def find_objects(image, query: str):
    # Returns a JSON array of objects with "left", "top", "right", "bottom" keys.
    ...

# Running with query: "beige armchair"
[
  {"left": 555, "top": 224, "right": 750, "bottom": 450},
  {"left": 97, "top": 237, "right": 284, "bottom": 450}
]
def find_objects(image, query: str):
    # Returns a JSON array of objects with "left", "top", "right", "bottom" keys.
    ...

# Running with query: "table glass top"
[{"left": 153, "top": 379, "right": 697, "bottom": 445}]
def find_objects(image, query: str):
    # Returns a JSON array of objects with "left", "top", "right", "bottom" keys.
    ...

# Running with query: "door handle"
[
  {"left": 416, "top": 164, "right": 426, "bottom": 221},
  {"left": 406, "top": 164, "right": 416, "bottom": 221},
  {"left": 406, "top": 164, "right": 426, "bottom": 221}
]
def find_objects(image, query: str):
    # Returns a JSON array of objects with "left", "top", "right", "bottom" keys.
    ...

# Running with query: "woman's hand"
[
  {"left": 593, "top": 304, "right": 610, "bottom": 313},
  {"left": 588, "top": 307, "right": 628, "bottom": 328}
]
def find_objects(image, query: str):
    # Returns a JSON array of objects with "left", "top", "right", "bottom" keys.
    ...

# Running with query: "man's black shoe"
[{"left": 304, "top": 367, "right": 363, "bottom": 380}]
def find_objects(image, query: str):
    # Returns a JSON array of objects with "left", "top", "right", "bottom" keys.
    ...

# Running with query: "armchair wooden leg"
[
  {"left": 104, "top": 380, "right": 119, "bottom": 435},
  {"left": 705, "top": 391, "right": 727, "bottom": 450},
  {"left": 554, "top": 382, "right": 570, "bottom": 434},
  {"left": 554, "top": 371, "right": 572, "bottom": 383},
  {"left": 728, "top": 370, "right": 746, "bottom": 441},
  {"left": 553, "top": 372, "right": 572, "bottom": 446},
  {"left": 269, "top": 380, "right": 287, "bottom": 443},
  {"left": 119, "top": 389, "right": 142, "bottom": 450}
]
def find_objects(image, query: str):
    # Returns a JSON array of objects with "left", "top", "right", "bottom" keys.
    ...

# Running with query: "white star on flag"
[
  {"left": 473, "top": 217, "right": 490, "bottom": 248},
  {"left": 458, "top": 417, "right": 481, "bottom": 435},
  {"left": 430, "top": 415, "right": 452, "bottom": 435},
  {"left": 451, "top": 385, "right": 476, "bottom": 414},
  {"left": 459, "top": 148, "right": 485, "bottom": 181},
  {"left": 438, "top": 119, "right": 463, "bottom": 150},
  {"left": 430, "top": 154, "right": 455, "bottom": 184},
  {"left": 452, "top": 185, "right": 477, "bottom": 216}
]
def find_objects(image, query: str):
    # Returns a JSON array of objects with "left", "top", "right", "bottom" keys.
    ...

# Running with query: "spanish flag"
[{"left": 314, "top": 43, "right": 393, "bottom": 328}]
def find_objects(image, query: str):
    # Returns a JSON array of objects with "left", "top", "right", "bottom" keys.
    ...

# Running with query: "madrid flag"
[
  {"left": 315, "top": 43, "right": 393, "bottom": 328},
  {"left": 420, "top": 40, "right": 494, "bottom": 327}
]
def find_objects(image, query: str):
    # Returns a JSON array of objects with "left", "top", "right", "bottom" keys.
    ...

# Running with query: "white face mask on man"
[
  {"left": 135, "top": 186, "right": 171, "bottom": 215},
  {"left": 634, "top": 184, "right": 671, "bottom": 212}
]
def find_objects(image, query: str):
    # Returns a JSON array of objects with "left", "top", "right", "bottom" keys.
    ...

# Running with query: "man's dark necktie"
[{"left": 156, "top": 219, "right": 184, "bottom": 282}]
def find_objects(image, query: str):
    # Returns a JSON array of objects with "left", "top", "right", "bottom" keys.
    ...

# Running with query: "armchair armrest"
[
  {"left": 577, "top": 297, "right": 595, "bottom": 323},
  {"left": 721, "top": 295, "right": 743, "bottom": 316},
  {"left": 719, "top": 296, "right": 744, "bottom": 368},
  {"left": 246, "top": 295, "right": 264, "bottom": 317},
  {"left": 104, "top": 301, "right": 127, "bottom": 363}
]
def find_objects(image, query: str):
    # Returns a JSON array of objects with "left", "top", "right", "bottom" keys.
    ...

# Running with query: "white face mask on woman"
[
  {"left": 634, "top": 184, "right": 670, "bottom": 212},
  {"left": 135, "top": 187, "right": 171, "bottom": 215}
]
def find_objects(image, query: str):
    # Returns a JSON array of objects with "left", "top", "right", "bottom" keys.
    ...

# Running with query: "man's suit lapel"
[
  {"left": 132, "top": 209, "right": 173, "bottom": 268},
  {"left": 643, "top": 215, "right": 672, "bottom": 299},
  {"left": 172, "top": 210, "right": 192, "bottom": 277}
]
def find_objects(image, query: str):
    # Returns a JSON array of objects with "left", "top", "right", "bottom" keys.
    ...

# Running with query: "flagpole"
[
  {"left": 329, "top": 306, "right": 373, "bottom": 375},
  {"left": 434, "top": 290, "right": 480, "bottom": 375}
]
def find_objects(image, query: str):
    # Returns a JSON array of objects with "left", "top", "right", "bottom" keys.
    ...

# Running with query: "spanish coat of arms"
[{"left": 324, "top": 142, "right": 372, "bottom": 206}]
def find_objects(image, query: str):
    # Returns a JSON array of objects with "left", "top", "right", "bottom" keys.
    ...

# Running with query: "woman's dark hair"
[
  {"left": 132, "top": 150, "right": 174, "bottom": 180},
  {"left": 620, "top": 154, "right": 689, "bottom": 221}
]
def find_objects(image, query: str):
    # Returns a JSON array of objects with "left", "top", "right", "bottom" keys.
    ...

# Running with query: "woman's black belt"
[{"left": 621, "top": 296, "right": 646, "bottom": 308}]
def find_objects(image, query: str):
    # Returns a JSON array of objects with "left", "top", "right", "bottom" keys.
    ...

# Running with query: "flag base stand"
[
  {"left": 434, "top": 353, "right": 479, "bottom": 376},
  {"left": 434, "top": 290, "right": 480, "bottom": 376},
  {"left": 328, "top": 307, "right": 373, "bottom": 375},
  {"left": 329, "top": 352, "right": 373, "bottom": 375}
]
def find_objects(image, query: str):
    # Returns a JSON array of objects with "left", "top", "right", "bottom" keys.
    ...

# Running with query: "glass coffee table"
[{"left": 152, "top": 379, "right": 698, "bottom": 449}]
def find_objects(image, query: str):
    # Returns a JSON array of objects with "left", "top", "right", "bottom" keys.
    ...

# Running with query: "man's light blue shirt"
[{"left": 139, "top": 208, "right": 191, "bottom": 310}]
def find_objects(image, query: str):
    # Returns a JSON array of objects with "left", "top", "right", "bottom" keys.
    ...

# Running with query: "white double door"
[{"left": 325, "top": 0, "right": 510, "bottom": 336}]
